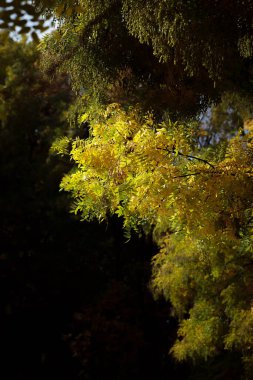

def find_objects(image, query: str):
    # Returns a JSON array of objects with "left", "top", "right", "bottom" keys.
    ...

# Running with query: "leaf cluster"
[{"left": 52, "top": 104, "right": 253, "bottom": 375}]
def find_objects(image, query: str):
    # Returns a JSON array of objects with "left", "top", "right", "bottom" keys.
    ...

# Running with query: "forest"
[{"left": 0, "top": 1, "right": 253, "bottom": 379}]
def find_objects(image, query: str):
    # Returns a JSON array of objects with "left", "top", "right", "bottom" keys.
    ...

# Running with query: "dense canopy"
[{"left": 3, "top": 0, "right": 253, "bottom": 113}]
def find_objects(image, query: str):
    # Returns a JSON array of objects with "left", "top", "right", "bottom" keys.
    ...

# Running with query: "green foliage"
[
  {"left": 38, "top": 0, "right": 253, "bottom": 116},
  {"left": 51, "top": 136, "right": 70, "bottom": 155},
  {"left": 4, "top": 1, "right": 253, "bottom": 110},
  {"left": 121, "top": 0, "right": 253, "bottom": 79},
  {"left": 0, "top": 31, "right": 71, "bottom": 142}
]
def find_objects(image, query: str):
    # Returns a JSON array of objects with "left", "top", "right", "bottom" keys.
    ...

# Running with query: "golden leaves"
[{"left": 55, "top": 104, "right": 253, "bottom": 364}]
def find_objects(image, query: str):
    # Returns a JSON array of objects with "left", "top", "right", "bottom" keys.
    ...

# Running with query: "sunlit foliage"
[
  {"left": 52, "top": 103, "right": 253, "bottom": 374},
  {"left": 6, "top": 0, "right": 253, "bottom": 376}
]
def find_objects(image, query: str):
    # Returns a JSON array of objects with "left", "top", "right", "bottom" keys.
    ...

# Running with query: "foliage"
[
  {"left": 4, "top": 0, "right": 252, "bottom": 113},
  {"left": 0, "top": 31, "right": 71, "bottom": 159},
  {"left": 0, "top": 30, "right": 72, "bottom": 260},
  {"left": 0, "top": 0, "right": 85, "bottom": 40},
  {"left": 4, "top": 0, "right": 253, "bottom": 376},
  {"left": 52, "top": 102, "right": 253, "bottom": 375},
  {"left": 1, "top": 32, "right": 191, "bottom": 380},
  {"left": 38, "top": 0, "right": 253, "bottom": 116},
  {"left": 4, "top": 1, "right": 253, "bottom": 112},
  {"left": 0, "top": 0, "right": 50, "bottom": 38}
]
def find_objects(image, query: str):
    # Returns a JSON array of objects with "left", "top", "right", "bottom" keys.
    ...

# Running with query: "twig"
[{"left": 157, "top": 147, "right": 215, "bottom": 168}]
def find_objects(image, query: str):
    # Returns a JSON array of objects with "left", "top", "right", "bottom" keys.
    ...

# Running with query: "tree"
[
  {"left": 5, "top": 1, "right": 253, "bottom": 377},
  {"left": 0, "top": 0, "right": 49, "bottom": 38},
  {"left": 52, "top": 101, "right": 253, "bottom": 376},
  {"left": 3, "top": 1, "right": 253, "bottom": 113},
  {"left": 1, "top": 32, "right": 189, "bottom": 380},
  {"left": 40, "top": 0, "right": 253, "bottom": 115},
  {"left": 41, "top": 1, "right": 253, "bottom": 377}
]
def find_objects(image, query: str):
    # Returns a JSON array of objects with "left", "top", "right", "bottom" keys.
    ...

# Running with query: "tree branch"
[
  {"left": 157, "top": 147, "right": 215, "bottom": 168},
  {"left": 172, "top": 172, "right": 201, "bottom": 178},
  {"left": 177, "top": 151, "right": 215, "bottom": 168}
]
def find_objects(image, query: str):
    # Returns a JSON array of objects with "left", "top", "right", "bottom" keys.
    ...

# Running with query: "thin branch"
[
  {"left": 157, "top": 147, "right": 215, "bottom": 168},
  {"left": 172, "top": 172, "right": 201, "bottom": 179},
  {"left": 177, "top": 151, "right": 215, "bottom": 168}
]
